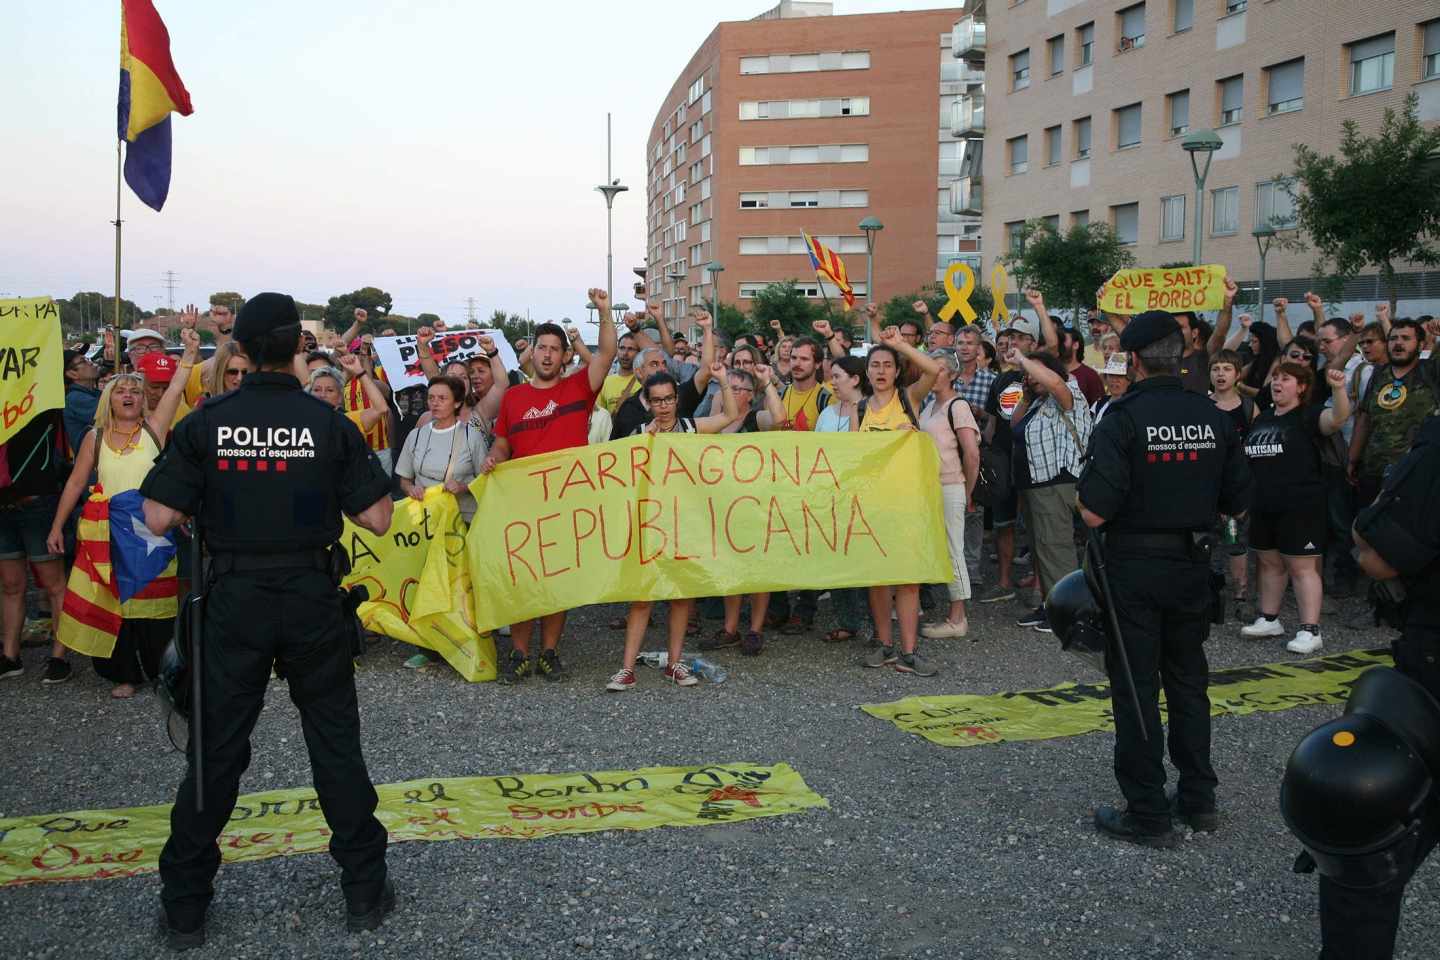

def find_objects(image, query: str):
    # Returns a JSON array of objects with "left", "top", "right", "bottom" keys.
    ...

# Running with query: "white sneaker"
[
  {"left": 1286, "top": 630, "right": 1323, "bottom": 655},
  {"left": 921, "top": 619, "right": 969, "bottom": 639},
  {"left": 1240, "top": 616, "right": 1284, "bottom": 639}
]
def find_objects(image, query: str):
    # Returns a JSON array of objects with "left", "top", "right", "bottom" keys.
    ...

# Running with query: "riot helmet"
[{"left": 1045, "top": 569, "right": 1110, "bottom": 672}]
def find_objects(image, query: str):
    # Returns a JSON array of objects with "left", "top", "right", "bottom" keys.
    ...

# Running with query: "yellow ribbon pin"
[{"left": 938, "top": 262, "right": 977, "bottom": 325}]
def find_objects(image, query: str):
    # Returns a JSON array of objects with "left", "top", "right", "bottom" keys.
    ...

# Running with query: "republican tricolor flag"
[
  {"left": 802, "top": 231, "right": 855, "bottom": 309},
  {"left": 119, "top": 0, "right": 193, "bottom": 211}
]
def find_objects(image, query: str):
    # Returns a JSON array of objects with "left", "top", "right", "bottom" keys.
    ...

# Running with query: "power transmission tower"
[
  {"left": 161, "top": 270, "right": 179, "bottom": 311},
  {"left": 465, "top": 297, "right": 477, "bottom": 324}
]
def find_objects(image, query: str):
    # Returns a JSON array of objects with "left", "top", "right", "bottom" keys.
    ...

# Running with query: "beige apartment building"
[
  {"left": 975, "top": 0, "right": 1440, "bottom": 317},
  {"left": 643, "top": 2, "right": 981, "bottom": 327}
]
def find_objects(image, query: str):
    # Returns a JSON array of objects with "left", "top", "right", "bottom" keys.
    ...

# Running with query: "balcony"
[
  {"left": 951, "top": 176, "right": 982, "bottom": 216},
  {"left": 952, "top": 95, "right": 984, "bottom": 137},
  {"left": 953, "top": 17, "right": 985, "bottom": 60}
]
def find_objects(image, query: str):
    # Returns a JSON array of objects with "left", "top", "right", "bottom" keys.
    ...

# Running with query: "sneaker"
[
  {"left": 863, "top": 644, "right": 897, "bottom": 668},
  {"left": 1032, "top": 616, "right": 1053, "bottom": 635},
  {"left": 537, "top": 648, "right": 567, "bottom": 682},
  {"left": 895, "top": 650, "right": 938, "bottom": 677},
  {"left": 605, "top": 668, "right": 637, "bottom": 692},
  {"left": 740, "top": 631, "right": 764, "bottom": 656},
  {"left": 403, "top": 653, "right": 432, "bottom": 670},
  {"left": 1016, "top": 546, "right": 1033, "bottom": 566},
  {"left": 0, "top": 655, "right": 22, "bottom": 680},
  {"left": 1286, "top": 630, "right": 1323, "bottom": 655},
  {"left": 921, "top": 619, "right": 969, "bottom": 639},
  {"left": 498, "top": 649, "right": 530, "bottom": 685},
  {"left": 700, "top": 629, "right": 739, "bottom": 652},
  {"left": 346, "top": 879, "right": 397, "bottom": 932},
  {"left": 1240, "top": 615, "right": 1284, "bottom": 639},
  {"left": 662, "top": 661, "right": 699, "bottom": 686},
  {"left": 1016, "top": 606, "right": 1047, "bottom": 628},
  {"left": 41, "top": 657, "right": 72, "bottom": 685},
  {"left": 977, "top": 584, "right": 1017, "bottom": 604}
]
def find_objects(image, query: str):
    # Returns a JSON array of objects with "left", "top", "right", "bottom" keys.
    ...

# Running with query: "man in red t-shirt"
[{"left": 481, "top": 288, "right": 618, "bottom": 683}]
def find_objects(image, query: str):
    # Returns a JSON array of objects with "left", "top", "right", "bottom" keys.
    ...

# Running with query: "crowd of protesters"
[{"left": 3, "top": 278, "right": 1436, "bottom": 694}]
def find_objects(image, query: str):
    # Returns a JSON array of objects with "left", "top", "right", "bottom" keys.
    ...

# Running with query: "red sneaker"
[
  {"left": 605, "top": 668, "right": 637, "bottom": 692},
  {"left": 662, "top": 661, "right": 699, "bottom": 686}
]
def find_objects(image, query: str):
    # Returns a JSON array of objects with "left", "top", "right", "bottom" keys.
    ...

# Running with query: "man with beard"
[
  {"left": 1350, "top": 319, "right": 1438, "bottom": 510},
  {"left": 596, "top": 331, "right": 640, "bottom": 417},
  {"left": 609, "top": 312, "right": 715, "bottom": 440}
]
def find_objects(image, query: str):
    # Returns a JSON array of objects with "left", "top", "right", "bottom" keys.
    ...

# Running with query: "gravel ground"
[{"left": 2, "top": 564, "right": 1437, "bottom": 960}]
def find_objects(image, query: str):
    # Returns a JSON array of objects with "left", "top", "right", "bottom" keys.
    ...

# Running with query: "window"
[
  {"left": 691, "top": 120, "right": 704, "bottom": 143},
  {"left": 1008, "top": 135, "right": 1029, "bottom": 174},
  {"left": 1045, "top": 125, "right": 1061, "bottom": 166},
  {"left": 1048, "top": 35, "right": 1065, "bottom": 75},
  {"left": 1011, "top": 49, "right": 1030, "bottom": 90},
  {"left": 1119, "top": 4, "right": 1146, "bottom": 50},
  {"left": 739, "top": 237, "right": 768, "bottom": 255},
  {"left": 1225, "top": 0, "right": 1246, "bottom": 13},
  {"left": 739, "top": 147, "right": 764, "bottom": 165},
  {"left": 1005, "top": 221, "right": 1025, "bottom": 253},
  {"left": 702, "top": 90, "right": 712, "bottom": 115},
  {"left": 699, "top": 178, "right": 711, "bottom": 201},
  {"left": 737, "top": 51, "right": 870, "bottom": 75},
  {"left": 839, "top": 97, "right": 869, "bottom": 116},
  {"left": 1075, "top": 116, "right": 1092, "bottom": 158},
  {"left": 1425, "top": 21, "right": 1440, "bottom": 80},
  {"left": 700, "top": 134, "right": 711, "bottom": 158},
  {"left": 688, "top": 76, "right": 705, "bottom": 105},
  {"left": 1116, "top": 103, "right": 1142, "bottom": 148},
  {"left": 789, "top": 191, "right": 819, "bottom": 207},
  {"left": 1168, "top": 89, "right": 1190, "bottom": 136},
  {"left": 1073, "top": 210, "right": 1090, "bottom": 228},
  {"left": 1112, "top": 203, "right": 1140, "bottom": 244},
  {"left": 1160, "top": 195, "right": 1186, "bottom": 241},
  {"left": 838, "top": 144, "right": 868, "bottom": 162},
  {"left": 840, "top": 190, "right": 869, "bottom": 207},
  {"left": 1266, "top": 59, "right": 1304, "bottom": 114},
  {"left": 1219, "top": 75, "right": 1244, "bottom": 125},
  {"left": 1256, "top": 179, "right": 1297, "bottom": 229},
  {"left": 1174, "top": 0, "right": 1193, "bottom": 32},
  {"left": 1043, "top": 215, "right": 1061, "bottom": 233},
  {"left": 790, "top": 145, "right": 820, "bottom": 164},
  {"left": 1077, "top": 22, "right": 1095, "bottom": 65},
  {"left": 740, "top": 56, "right": 768, "bottom": 74},
  {"left": 1211, "top": 186, "right": 1238, "bottom": 235},
  {"left": 690, "top": 203, "right": 703, "bottom": 226},
  {"left": 1349, "top": 33, "right": 1395, "bottom": 94},
  {"left": 739, "top": 192, "right": 768, "bottom": 209}
]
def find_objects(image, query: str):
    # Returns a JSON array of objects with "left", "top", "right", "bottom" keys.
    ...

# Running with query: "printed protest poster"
[
  {"left": 0, "top": 297, "right": 64, "bottom": 444},
  {"left": 1099, "top": 265, "right": 1228, "bottom": 315},
  {"left": 372, "top": 330, "right": 518, "bottom": 390},
  {"left": 465, "top": 432, "right": 950, "bottom": 633}
]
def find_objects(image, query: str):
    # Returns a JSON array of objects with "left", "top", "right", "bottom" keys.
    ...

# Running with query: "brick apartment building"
[
  {"left": 974, "top": 0, "right": 1440, "bottom": 318},
  {"left": 643, "top": 1, "right": 981, "bottom": 330}
]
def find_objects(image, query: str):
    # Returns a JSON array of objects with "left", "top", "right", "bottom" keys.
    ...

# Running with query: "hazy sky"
[{"left": 2, "top": 0, "right": 958, "bottom": 324}]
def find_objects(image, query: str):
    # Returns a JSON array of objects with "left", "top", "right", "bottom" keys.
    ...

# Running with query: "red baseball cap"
[{"left": 136, "top": 351, "right": 179, "bottom": 384}]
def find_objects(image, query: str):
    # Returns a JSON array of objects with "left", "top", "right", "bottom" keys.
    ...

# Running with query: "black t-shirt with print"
[
  {"left": 1243, "top": 404, "right": 1325, "bottom": 510},
  {"left": 984, "top": 370, "right": 1026, "bottom": 451}
]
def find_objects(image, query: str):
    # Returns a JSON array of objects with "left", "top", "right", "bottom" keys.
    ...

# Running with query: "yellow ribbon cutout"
[
  {"left": 991, "top": 264, "right": 1011, "bottom": 327},
  {"left": 938, "top": 262, "right": 977, "bottom": 325}
]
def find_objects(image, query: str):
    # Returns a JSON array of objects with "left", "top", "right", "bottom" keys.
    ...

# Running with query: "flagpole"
[{"left": 112, "top": 140, "right": 124, "bottom": 372}]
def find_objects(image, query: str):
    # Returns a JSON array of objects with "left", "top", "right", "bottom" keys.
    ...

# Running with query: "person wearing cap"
[
  {"left": 124, "top": 328, "right": 167, "bottom": 367},
  {"left": 136, "top": 351, "right": 193, "bottom": 432},
  {"left": 139, "top": 292, "right": 397, "bottom": 947},
  {"left": 1075, "top": 310, "right": 1252, "bottom": 849},
  {"left": 1093, "top": 353, "right": 1130, "bottom": 422}
]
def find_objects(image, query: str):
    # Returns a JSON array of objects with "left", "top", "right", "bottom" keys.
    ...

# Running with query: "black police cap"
[
  {"left": 233, "top": 292, "right": 301, "bottom": 341},
  {"left": 1118, "top": 310, "right": 1180, "bottom": 351}
]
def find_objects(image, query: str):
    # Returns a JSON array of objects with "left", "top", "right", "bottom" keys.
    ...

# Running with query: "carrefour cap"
[
  {"left": 136, "top": 350, "right": 179, "bottom": 384},
  {"left": 233, "top": 292, "right": 301, "bottom": 340},
  {"left": 1118, "top": 311, "right": 1180, "bottom": 351}
]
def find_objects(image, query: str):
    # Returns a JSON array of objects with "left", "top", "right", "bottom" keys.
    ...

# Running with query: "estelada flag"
[
  {"left": 119, "top": 0, "right": 193, "bottom": 211},
  {"left": 802, "top": 231, "right": 855, "bottom": 309}
]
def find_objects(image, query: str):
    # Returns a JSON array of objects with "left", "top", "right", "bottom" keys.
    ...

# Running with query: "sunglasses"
[{"left": 225, "top": 366, "right": 246, "bottom": 376}]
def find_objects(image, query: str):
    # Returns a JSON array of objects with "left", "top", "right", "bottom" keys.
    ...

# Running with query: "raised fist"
[
  {"left": 589, "top": 288, "right": 611, "bottom": 312},
  {"left": 1273, "top": 297, "right": 1289, "bottom": 311},
  {"left": 878, "top": 326, "right": 900, "bottom": 346},
  {"left": 812, "top": 318, "right": 833, "bottom": 339},
  {"left": 753, "top": 363, "right": 772, "bottom": 385},
  {"left": 338, "top": 353, "right": 365, "bottom": 376},
  {"left": 911, "top": 300, "right": 929, "bottom": 315},
  {"left": 692, "top": 310, "right": 712, "bottom": 330},
  {"left": 1023, "top": 287, "right": 1044, "bottom": 308},
  {"left": 1223, "top": 277, "right": 1238, "bottom": 307},
  {"left": 1304, "top": 291, "right": 1323, "bottom": 310},
  {"left": 476, "top": 334, "right": 496, "bottom": 353},
  {"left": 354, "top": 307, "right": 368, "bottom": 323},
  {"left": 416, "top": 326, "right": 434, "bottom": 346}
]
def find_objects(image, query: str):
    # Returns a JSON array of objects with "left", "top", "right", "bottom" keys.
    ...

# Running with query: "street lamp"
[
  {"left": 1181, "top": 129, "right": 1223, "bottom": 266},
  {"left": 859, "top": 216, "right": 884, "bottom": 342},
  {"left": 595, "top": 112, "right": 628, "bottom": 308},
  {"left": 612, "top": 302, "right": 630, "bottom": 327},
  {"left": 705, "top": 261, "right": 724, "bottom": 323},
  {"left": 1253, "top": 226, "right": 1276, "bottom": 326}
]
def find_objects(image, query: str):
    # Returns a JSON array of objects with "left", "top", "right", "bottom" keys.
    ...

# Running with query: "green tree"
[
  {"left": 1002, "top": 221, "right": 1135, "bottom": 324},
  {"left": 208, "top": 291, "right": 245, "bottom": 312},
  {"left": 710, "top": 301, "right": 750, "bottom": 340},
  {"left": 57, "top": 292, "right": 151, "bottom": 337},
  {"left": 1288, "top": 93, "right": 1440, "bottom": 314},
  {"left": 747, "top": 281, "right": 820, "bottom": 338},
  {"left": 324, "top": 287, "right": 394, "bottom": 333}
]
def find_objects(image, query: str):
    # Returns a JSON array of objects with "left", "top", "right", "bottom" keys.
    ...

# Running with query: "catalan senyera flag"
[
  {"left": 119, "top": 0, "right": 193, "bottom": 211},
  {"left": 802, "top": 231, "right": 855, "bottom": 309}
]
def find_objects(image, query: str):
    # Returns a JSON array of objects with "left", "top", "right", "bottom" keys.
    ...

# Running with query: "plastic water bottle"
[
  {"left": 637, "top": 651, "right": 668, "bottom": 669},
  {"left": 686, "top": 656, "right": 728, "bottom": 684}
]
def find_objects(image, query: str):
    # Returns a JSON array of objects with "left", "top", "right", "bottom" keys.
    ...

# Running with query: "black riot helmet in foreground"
[{"left": 1045, "top": 569, "right": 1109, "bottom": 673}]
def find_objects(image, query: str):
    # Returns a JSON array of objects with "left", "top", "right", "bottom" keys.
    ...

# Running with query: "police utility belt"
[
  {"left": 210, "top": 547, "right": 341, "bottom": 578},
  {"left": 1105, "top": 530, "right": 1209, "bottom": 558}
]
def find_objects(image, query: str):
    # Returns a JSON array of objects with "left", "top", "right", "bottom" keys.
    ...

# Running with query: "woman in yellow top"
[
  {"left": 858, "top": 326, "right": 944, "bottom": 676},
  {"left": 47, "top": 330, "right": 197, "bottom": 698},
  {"left": 306, "top": 355, "right": 388, "bottom": 435}
]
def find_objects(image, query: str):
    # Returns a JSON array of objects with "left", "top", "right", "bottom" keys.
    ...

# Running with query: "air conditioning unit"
[
  {"left": 953, "top": 17, "right": 986, "bottom": 60},
  {"left": 952, "top": 94, "right": 984, "bottom": 137},
  {"left": 951, "top": 176, "right": 982, "bottom": 216}
]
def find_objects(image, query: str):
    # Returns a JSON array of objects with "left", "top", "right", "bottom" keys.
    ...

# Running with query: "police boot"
[
  {"left": 346, "top": 878, "right": 396, "bottom": 932},
  {"left": 1166, "top": 790, "right": 1219, "bottom": 833},
  {"left": 1094, "top": 805, "right": 1179, "bottom": 849},
  {"left": 157, "top": 913, "right": 205, "bottom": 952}
]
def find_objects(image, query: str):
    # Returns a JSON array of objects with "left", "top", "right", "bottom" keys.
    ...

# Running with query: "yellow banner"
[
  {"left": 0, "top": 297, "right": 64, "bottom": 445},
  {"left": 341, "top": 491, "right": 496, "bottom": 682},
  {"left": 1099, "top": 265, "right": 1228, "bottom": 315},
  {"left": 464, "top": 433, "right": 950, "bottom": 633},
  {"left": 0, "top": 763, "right": 828, "bottom": 887},
  {"left": 862, "top": 648, "right": 1392, "bottom": 747}
]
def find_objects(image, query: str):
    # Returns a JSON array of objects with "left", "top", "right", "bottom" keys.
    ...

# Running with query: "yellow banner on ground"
[
  {"left": 1099, "top": 265, "right": 1228, "bottom": 315},
  {"left": 862, "top": 648, "right": 1392, "bottom": 747},
  {"left": 464, "top": 433, "right": 950, "bottom": 633},
  {"left": 341, "top": 490, "right": 496, "bottom": 682},
  {"left": 0, "top": 763, "right": 828, "bottom": 887},
  {"left": 0, "top": 297, "right": 64, "bottom": 445}
]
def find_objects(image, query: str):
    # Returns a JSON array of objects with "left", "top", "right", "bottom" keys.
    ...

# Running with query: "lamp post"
[
  {"left": 705, "top": 261, "right": 724, "bottom": 324},
  {"left": 858, "top": 216, "right": 884, "bottom": 343},
  {"left": 595, "top": 112, "right": 628, "bottom": 308},
  {"left": 1253, "top": 226, "right": 1276, "bottom": 326},
  {"left": 1181, "top": 129, "right": 1223, "bottom": 266}
]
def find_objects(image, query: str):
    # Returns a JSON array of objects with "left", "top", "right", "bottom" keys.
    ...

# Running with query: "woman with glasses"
[
  {"left": 306, "top": 356, "right": 389, "bottom": 436},
  {"left": 607, "top": 367, "right": 738, "bottom": 692},
  {"left": 202, "top": 341, "right": 251, "bottom": 400}
]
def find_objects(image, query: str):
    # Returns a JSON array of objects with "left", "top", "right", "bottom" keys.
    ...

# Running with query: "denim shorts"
[{"left": 0, "top": 495, "right": 62, "bottom": 562}]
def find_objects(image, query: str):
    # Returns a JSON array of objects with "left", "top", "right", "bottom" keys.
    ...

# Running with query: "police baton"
[
  {"left": 189, "top": 518, "right": 206, "bottom": 812},
  {"left": 1086, "top": 534, "right": 1148, "bottom": 742}
]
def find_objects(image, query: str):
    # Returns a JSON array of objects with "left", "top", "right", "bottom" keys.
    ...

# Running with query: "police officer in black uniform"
[
  {"left": 1282, "top": 412, "right": 1440, "bottom": 959},
  {"left": 1075, "top": 310, "right": 1252, "bottom": 847},
  {"left": 140, "top": 293, "right": 396, "bottom": 949}
]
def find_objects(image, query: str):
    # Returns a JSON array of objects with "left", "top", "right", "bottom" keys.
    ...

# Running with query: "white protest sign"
[{"left": 373, "top": 330, "right": 518, "bottom": 390}]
